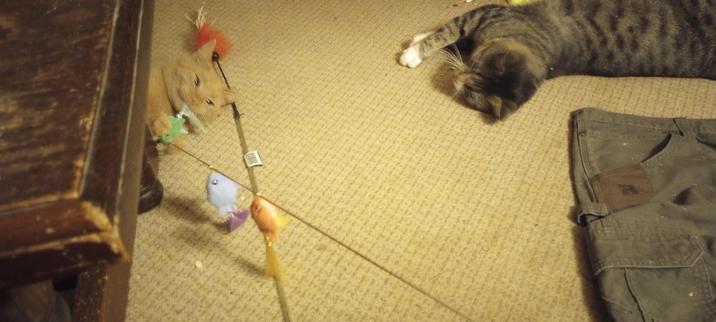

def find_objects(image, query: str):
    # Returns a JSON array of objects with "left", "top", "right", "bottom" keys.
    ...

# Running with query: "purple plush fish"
[{"left": 206, "top": 171, "right": 248, "bottom": 232}]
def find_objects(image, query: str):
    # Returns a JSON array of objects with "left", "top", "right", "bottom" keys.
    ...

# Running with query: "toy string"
[
  {"left": 213, "top": 52, "right": 260, "bottom": 193},
  {"left": 166, "top": 54, "right": 474, "bottom": 322},
  {"left": 168, "top": 142, "right": 474, "bottom": 322},
  {"left": 212, "top": 53, "right": 291, "bottom": 322}
]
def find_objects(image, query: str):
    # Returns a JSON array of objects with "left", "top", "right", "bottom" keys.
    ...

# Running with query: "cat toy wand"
[
  {"left": 185, "top": 7, "right": 292, "bottom": 320},
  {"left": 212, "top": 52, "right": 292, "bottom": 322},
  {"left": 182, "top": 7, "right": 472, "bottom": 321},
  {"left": 167, "top": 101, "right": 476, "bottom": 322}
]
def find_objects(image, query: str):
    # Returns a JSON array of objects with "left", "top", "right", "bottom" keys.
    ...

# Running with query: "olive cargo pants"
[{"left": 571, "top": 108, "right": 716, "bottom": 321}]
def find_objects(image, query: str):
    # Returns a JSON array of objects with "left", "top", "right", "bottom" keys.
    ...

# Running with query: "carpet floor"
[{"left": 126, "top": 1, "right": 716, "bottom": 320}]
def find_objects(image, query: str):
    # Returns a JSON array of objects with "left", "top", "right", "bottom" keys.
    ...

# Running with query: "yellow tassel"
[
  {"left": 509, "top": 0, "right": 538, "bottom": 5},
  {"left": 276, "top": 213, "right": 289, "bottom": 230},
  {"left": 265, "top": 240, "right": 284, "bottom": 280}
]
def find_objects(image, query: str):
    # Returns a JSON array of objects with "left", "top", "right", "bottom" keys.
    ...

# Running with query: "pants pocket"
[
  {"left": 582, "top": 128, "right": 678, "bottom": 174},
  {"left": 580, "top": 129, "right": 688, "bottom": 211},
  {"left": 696, "top": 133, "right": 716, "bottom": 148},
  {"left": 586, "top": 221, "right": 716, "bottom": 322}
]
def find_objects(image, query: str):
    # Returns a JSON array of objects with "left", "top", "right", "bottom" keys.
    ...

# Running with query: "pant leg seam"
[
  {"left": 625, "top": 268, "right": 649, "bottom": 322},
  {"left": 697, "top": 254, "right": 716, "bottom": 316},
  {"left": 575, "top": 117, "right": 597, "bottom": 202}
]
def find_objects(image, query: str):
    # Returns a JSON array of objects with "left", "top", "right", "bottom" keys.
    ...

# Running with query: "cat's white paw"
[
  {"left": 400, "top": 45, "right": 422, "bottom": 68},
  {"left": 411, "top": 32, "right": 433, "bottom": 45}
]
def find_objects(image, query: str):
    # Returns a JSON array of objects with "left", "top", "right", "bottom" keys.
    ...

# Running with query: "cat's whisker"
[
  {"left": 448, "top": 44, "right": 464, "bottom": 64},
  {"left": 438, "top": 49, "right": 460, "bottom": 68},
  {"left": 446, "top": 53, "right": 460, "bottom": 66},
  {"left": 439, "top": 48, "right": 468, "bottom": 72},
  {"left": 437, "top": 48, "right": 452, "bottom": 61}
]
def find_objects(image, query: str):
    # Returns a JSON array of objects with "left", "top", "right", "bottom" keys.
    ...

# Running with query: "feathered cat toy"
[
  {"left": 160, "top": 8, "right": 293, "bottom": 320},
  {"left": 189, "top": 6, "right": 232, "bottom": 58}
]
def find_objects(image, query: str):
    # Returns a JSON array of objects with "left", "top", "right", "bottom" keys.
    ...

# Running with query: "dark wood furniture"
[{"left": 0, "top": 0, "right": 155, "bottom": 320}]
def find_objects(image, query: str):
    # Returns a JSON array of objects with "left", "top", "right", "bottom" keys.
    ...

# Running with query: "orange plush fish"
[{"left": 250, "top": 195, "right": 288, "bottom": 279}]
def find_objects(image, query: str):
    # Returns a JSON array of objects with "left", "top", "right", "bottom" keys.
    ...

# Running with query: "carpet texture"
[{"left": 126, "top": 1, "right": 716, "bottom": 321}]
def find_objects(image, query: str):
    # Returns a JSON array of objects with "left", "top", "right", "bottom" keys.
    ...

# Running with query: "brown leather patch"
[{"left": 591, "top": 165, "right": 654, "bottom": 211}]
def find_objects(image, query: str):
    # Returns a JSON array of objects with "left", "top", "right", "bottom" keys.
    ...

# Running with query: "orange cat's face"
[{"left": 168, "top": 39, "right": 238, "bottom": 125}]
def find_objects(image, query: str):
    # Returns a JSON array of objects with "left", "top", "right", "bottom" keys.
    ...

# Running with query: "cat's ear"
[
  {"left": 486, "top": 95, "right": 518, "bottom": 120},
  {"left": 481, "top": 49, "right": 523, "bottom": 77},
  {"left": 474, "top": 95, "right": 512, "bottom": 120},
  {"left": 195, "top": 39, "right": 217, "bottom": 62},
  {"left": 222, "top": 88, "right": 239, "bottom": 105},
  {"left": 482, "top": 42, "right": 542, "bottom": 103}
]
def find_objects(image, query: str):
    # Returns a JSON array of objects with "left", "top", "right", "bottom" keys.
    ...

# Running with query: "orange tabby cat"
[{"left": 146, "top": 39, "right": 238, "bottom": 147}]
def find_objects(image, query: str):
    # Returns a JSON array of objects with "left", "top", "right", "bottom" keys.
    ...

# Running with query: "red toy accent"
[{"left": 196, "top": 24, "right": 231, "bottom": 58}]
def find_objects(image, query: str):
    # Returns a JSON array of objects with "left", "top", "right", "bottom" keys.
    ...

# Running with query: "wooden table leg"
[{"left": 138, "top": 134, "right": 162, "bottom": 214}]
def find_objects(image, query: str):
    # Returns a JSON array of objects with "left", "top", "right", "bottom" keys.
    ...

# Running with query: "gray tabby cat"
[{"left": 400, "top": 0, "right": 716, "bottom": 119}]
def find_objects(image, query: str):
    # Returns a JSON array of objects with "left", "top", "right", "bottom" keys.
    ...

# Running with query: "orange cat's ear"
[
  {"left": 222, "top": 88, "right": 239, "bottom": 105},
  {"left": 195, "top": 39, "right": 216, "bottom": 62}
]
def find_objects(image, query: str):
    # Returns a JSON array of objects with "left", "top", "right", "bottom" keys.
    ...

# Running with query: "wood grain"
[
  {"left": 0, "top": 0, "right": 114, "bottom": 212},
  {"left": 0, "top": 0, "right": 151, "bottom": 293}
]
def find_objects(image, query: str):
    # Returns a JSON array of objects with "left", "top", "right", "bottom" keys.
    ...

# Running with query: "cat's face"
[
  {"left": 454, "top": 66, "right": 518, "bottom": 119},
  {"left": 450, "top": 40, "right": 542, "bottom": 120},
  {"left": 169, "top": 39, "right": 238, "bottom": 124}
]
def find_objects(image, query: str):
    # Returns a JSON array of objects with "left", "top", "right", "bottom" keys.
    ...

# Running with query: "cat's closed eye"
[
  {"left": 194, "top": 74, "right": 201, "bottom": 87},
  {"left": 206, "top": 98, "right": 214, "bottom": 105}
]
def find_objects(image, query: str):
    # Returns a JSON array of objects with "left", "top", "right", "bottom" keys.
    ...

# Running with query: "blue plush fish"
[{"left": 206, "top": 171, "right": 248, "bottom": 232}]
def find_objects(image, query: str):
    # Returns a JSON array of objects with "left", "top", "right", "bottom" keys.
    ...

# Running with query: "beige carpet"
[{"left": 126, "top": 1, "right": 716, "bottom": 321}]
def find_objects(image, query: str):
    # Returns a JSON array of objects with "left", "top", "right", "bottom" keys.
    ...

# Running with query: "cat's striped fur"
[{"left": 400, "top": 0, "right": 716, "bottom": 119}]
